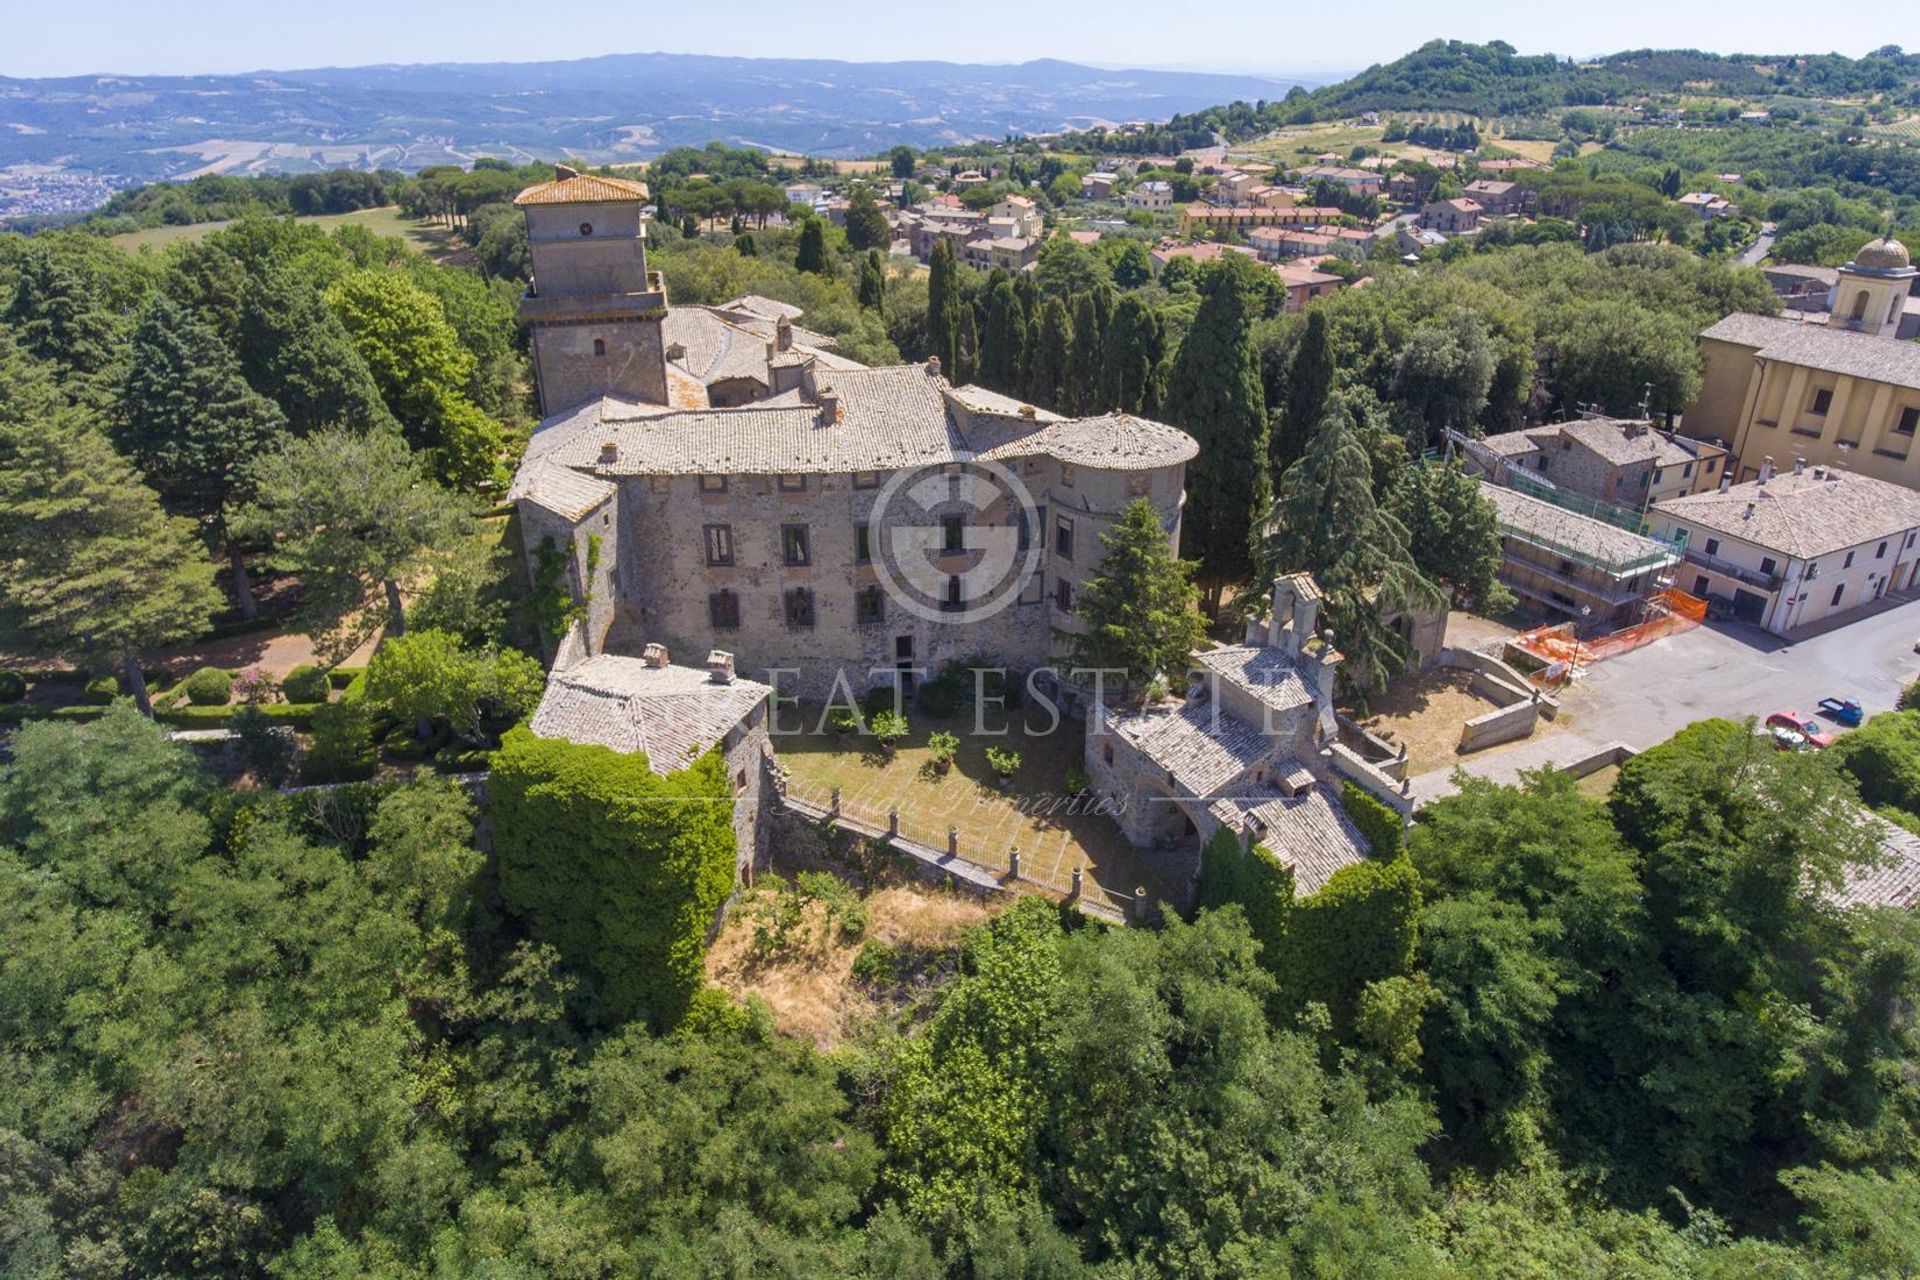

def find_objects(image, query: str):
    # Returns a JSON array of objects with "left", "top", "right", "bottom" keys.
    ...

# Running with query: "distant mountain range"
[{"left": 0, "top": 52, "right": 1308, "bottom": 215}]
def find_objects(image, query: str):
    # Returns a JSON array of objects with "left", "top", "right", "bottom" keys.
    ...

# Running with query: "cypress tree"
[
  {"left": 1273, "top": 308, "right": 1333, "bottom": 484},
  {"left": 1024, "top": 296, "right": 1074, "bottom": 411},
  {"left": 1161, "top": 256, "right": 1270, "bottom": 613},
  {"left": 680, "top": 213, "right": 699, "bottom": 239},
  {"left": 1066, "top": 286, "right": 1114, "bottom": 414},
  {"left": 858, "top": 249, "right": 887, "bottom": 312},
  {"left": 925, "top": 238, "right": 966, "bottom": 375},
  {"left": 843, "top": 187, "right": 892, "bottom": 252},
  {"left": 955, "top": 304, "right": 980, "bottom": 385},
  {"left": 976, "top": 275, "right": 1028, "bottom": 394},
  {"left": 1098, "top": 294, "right": 1165, "bottom": 416},
  {"left": 117, "top": 296, "right": 288, "bottom": 620},
  {"left": 795, "top": 217, "right": 831, "bottom": 274}
]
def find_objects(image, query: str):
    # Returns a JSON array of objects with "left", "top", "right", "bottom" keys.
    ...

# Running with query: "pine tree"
[
  {"left": 1066, "top": 286, "right": 1114, "bottom": 414},
  {"left": 1388, "top": 459, "right": 1510, "bottom": 612},
  {"left": 116, "top": 296, "right": 288, "bottom": 619},
  {"left": 1161, "top": 256, "right": 1271, "bottom": 613},
  {"left": 1064, "top": 499, "right": 1208, "bottom": 705},
  {"left": 925, "top": 238, "right": 966, "bottom": 376},
  {"left": 1260, "top": 401, "right": 1444, "bottom": 695},
  {"left": 858, "top": 249, "right": 887, "bottom": 312},
  {"left": 0, "top": 335, "right": 220, "bottom": 714},
  {"left": 2, "top": 239, "right": 127, "bottom": 398},
  {"left": 231, "top": 265, "right": 397, "bottom": 436},
  {"left": 1273, "top": 308, "right": 1333, "bottom": 483},
  {"left": 976, "top": 275, "right": 1029, "bottom": 394},
  {"left": 1024, "top": 296, "right": 1074, "bottom": 410},
  {"left": 1098, "top": 294, "right": 1165, "bottom": 415},
  {"left": 681, "top": 213, "right": 699, "bottom": 239},
  {"left": 795, "top": 218, "right": 831, "bottom": 275}
]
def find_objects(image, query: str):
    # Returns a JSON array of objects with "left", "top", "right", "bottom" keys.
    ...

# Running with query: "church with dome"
[{"left": 1682, "top": 233, "right": 1920, "bottom": 491}]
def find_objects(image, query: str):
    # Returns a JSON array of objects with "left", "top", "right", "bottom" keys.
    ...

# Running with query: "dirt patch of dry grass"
[
  {"left": 1355, "top": 670, "right": 1504, "bottom": 776},
  {"left": 706, "top": 876, "right": 993, "bottom": 1050}
]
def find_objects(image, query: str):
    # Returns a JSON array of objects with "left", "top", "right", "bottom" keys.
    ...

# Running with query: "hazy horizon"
[{"left": 5, "top": 0, "right": 1907, "bottom": 80}]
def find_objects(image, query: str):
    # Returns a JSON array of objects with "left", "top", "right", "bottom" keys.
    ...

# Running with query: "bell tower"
[
  {"left": 515, "top": 165, "right": 670, "bottom": 416},
  {"left": 1827, "top": 234, "right": 1916, "bottom": 339}
]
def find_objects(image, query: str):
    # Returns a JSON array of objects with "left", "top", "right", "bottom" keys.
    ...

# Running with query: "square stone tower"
[{"left": 515, "top": 165, "right": 669, "bottom": 416}]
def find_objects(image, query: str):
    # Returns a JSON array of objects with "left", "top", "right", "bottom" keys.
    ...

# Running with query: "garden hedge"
[
  {"left": 1340, "top": 779, "right": 1406, "bottom": 856},
  {"left": 281, "top": 664, "right": 331, "bottom": 705},
  {"left": 182, "top": 666, "right": 234, "bottom": 707},
  {"left": 1195, "top": 825, "right": 1294, "bottom": 968},
  {"left": 490, "top": 726, "right": 738, "bottom": 1030}
]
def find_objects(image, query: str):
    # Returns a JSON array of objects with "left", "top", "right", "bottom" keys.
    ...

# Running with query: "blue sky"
[{"left": 4, "top": 0, "right": 1908, "bottom": 78}]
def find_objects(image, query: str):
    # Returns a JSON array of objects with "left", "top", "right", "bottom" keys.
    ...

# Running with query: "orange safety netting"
[{"left": 1512, "top": 589, "right": 1705, "bottom": 681}]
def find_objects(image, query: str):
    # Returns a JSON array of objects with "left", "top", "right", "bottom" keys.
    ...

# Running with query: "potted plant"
[
  {"left": 928, "top": 730, "right": 960, "bottom": 774},
  {"left": 827, "top": 708, "right": 860, "bottom": 739},
  {"left": 986, "top": 746, "right": 1023, "bottom": 788},
  {"left": 869, "top": 710, "right": 909, "bottom": 755}
]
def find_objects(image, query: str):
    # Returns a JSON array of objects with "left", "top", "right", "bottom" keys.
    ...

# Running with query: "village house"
[
  {"left": 1150, "top": 240, "right": 1258, "bottom": 271},
  {"left": 1478, "top": 481, "right": 1681, "bottom": 627},
  {"left": 951, "top": 169, "right": 989, "bottom": 189},
  {"left": 1298, "top": 165, "right": 1383, "bottom": 196},
  {"left": 1677, "top": 191, "right": 1737, "bottom": 220},
  {"left": 1471, "top": 416, "right": 1731, "bottom": 509},
  {"left": 990, "top": 195, "right": 1044, "bottom": 238},
  {"left": 1081, "top": 171, "right": 1117, "bottom": 200},
  {"left": 1248, "top": 226, "right": 1330, "bottom": 261},
  {"left": 1273, "top": 259, "right": 1345, "bottom": 311},
  {"left": 1125, "top": 179, "right": 1173, "bottom": 209},
  {"left": 961, "top": 235, "right": 1040, "bottom": 274},
  {"left": 1463, "top": 178, "right": 1527, "bottom": 217},
  {"left": 1680, "top": 236, "right": 1920, "bottom": 489},
  {"left": 1178, "top": 204, "right": 1343, "bottom": 236},
  {"left": 1421, "top": 196, "right": 1483, "bottom": 234},
  {"left": 1648, "top": 461, "right": 1920, "bottom": 632}
]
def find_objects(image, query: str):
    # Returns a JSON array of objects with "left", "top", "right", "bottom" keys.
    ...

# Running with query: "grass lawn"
[
  {"left": 776, "top": 701, "right": 1187, "bottom": 910},
  {"left": 111, "top": 206, "right": 460, "bottom": 257},
  {"left": 1575, "top": 764, "right": 1621, "bottom": 799}
]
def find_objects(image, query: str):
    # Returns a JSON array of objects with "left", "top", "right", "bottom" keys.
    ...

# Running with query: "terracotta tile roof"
[
  {"left": 530, "top": 654, "right": 769, "bottom": 773},
  {"left": 515, "top": 172, "right": 651, "bottom": 206},
  {"left": 1702, "top": 313, "right": 1920, "bottom": 389},
  {"left": 1652, "top": 468, "right": 1920, "bottom": 561}
]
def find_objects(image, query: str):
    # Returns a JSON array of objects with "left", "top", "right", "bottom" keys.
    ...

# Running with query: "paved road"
[
  {"left": 1738, "top": 223, "right": 1777, "bottom": 267},
  {"left": 1411, "top": 593, "right": 1920, "bottom": 801}
]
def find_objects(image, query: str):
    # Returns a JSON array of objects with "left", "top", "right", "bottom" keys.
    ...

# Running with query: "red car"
[{"left": 1766, "top": 710, "right": 1835, "bottom": 749}]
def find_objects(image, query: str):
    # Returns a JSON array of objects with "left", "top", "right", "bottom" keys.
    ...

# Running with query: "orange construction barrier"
[{"left": 1511, "top": 590, "right": 1705, "bottom": 678}]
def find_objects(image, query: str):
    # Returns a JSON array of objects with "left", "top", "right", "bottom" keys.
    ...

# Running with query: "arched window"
[
  {"left": 1892, "top": 293, "right": 1904, "bottom": 327},
  {"left": 1850, "top": 290, "right": 1869, "bottom": 321},
  {"left": 593, "top": 338, "right": 606, "bottom": 357}
]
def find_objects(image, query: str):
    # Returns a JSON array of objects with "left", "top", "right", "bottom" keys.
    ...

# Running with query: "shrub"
[
  {"left": 232, "top": 666, "right": 275, "bottom": 705},
  {"left": 916, "top": 676, "right": 961, "bottom": 718},
  {"left": 851, "top": 939, "right": 899, "bottom": 984},
  {"left": 928, "top": 730, "right": 960, "bottom": 767},
  {"left": 491, "top": 726, "right": 738, "bottom": 1029},
  {"left": 281, "top": 664, "right": 330, "bottom": 705},
  {"left": 1341, "top": 779, "right": 1405, "bottom": 856},
  {"left": 182, "top": 666, "right": 233, "bottom": 707},
  {"left": 231, "top": 706, "right": 297, "bottom": 787},
  {"left": 0, "top": 670, "right": 24, "bottom": 703},
  {"left": 1280, "top": 858, "right": 1421, "bottom": 1032},
  {"left": 1196, "top": 826, "right": 1294, "bottom": 970},
  {"left": 869, "top": 710, "right": 909, "bottom": 745},
  {"left": 84, "top": 674, "right": 120, "bottom": 704},
  {"left": 305, "top": 694, "right": 377, "bottom": 783},
  {"left": 827, "top": 707, "right": 861, "bottom": 736},
  {"left": 986, "top": 746, "right": 1023, "bottom": 777},
  {"left": 1066, "top": 765, "right": 1091, "bottom": 795}
]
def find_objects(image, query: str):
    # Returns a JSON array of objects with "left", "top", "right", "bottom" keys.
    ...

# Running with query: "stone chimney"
[
  {"left": 642, "top": 642, "right": 671, "bottom": 668},
  {"left": 1793, "top": 456, "right": 1806, "bottom": 476},
  {"left": 818, "top": 391, "right": 842, "bottom": 425},
  {"left": 1718, "top": 472, "right": 1733, "bottom": 494},
  {"left": 774, "top": 315, "right": 793, "bottom": 353},
  {"left": 1019, "top": 404, "right": 1037, "bottom": 420},
  {"left": 555, "top": 162, "right": 579, "bottom": 180},
  {"left": 1758, "top": 456, "right": 1775, "bottom": 484},
  {"left": 707, "top": 649, "right": 736, "bottom": 684},
  {"left": 925, "top": 354, "right": 943, "bottom": 378},
  {"left": 599, "top": 440, "right": 619, "bottom": 464},
  {"left": 1267, "top": 574, "right": 1320, "bottom": 656}
]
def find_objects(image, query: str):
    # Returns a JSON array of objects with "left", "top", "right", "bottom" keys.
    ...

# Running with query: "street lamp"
[{"left": 1569, "top": 605, "right": 1593, "bottom": 681}]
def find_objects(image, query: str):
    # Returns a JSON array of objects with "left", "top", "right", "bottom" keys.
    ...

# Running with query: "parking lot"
[{"left": 1411, "top": 593, "right": 1920, "bottom": 801}]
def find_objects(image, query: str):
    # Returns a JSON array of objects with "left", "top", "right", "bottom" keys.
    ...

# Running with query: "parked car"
[
  {"left": 1768, "top": 724, "right": 1807, "bottom": 752},
  {"left": 1817, "top": 697, "right": 1864, "bottom": 726},
  {"left": 1767, "top": 710, "right": 1835, "bottom": 749}
]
